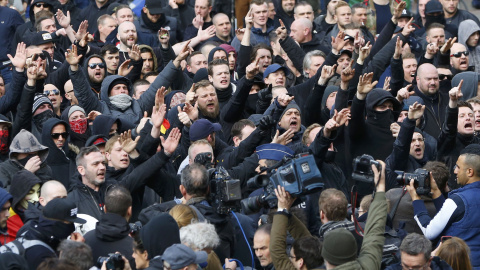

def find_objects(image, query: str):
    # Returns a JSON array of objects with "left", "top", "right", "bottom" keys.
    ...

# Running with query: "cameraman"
[
  {"left": 270, "top": 185, "right": 323, "bottom": 270},
  {"left": 321, "top": 160, "right": 388, "bottom": 269},
  {"left": 409, "top": 144, "right": 480, "bottom": 268},
  {"left": 385, "top": 101, "right": 432, "bottom": 190}
]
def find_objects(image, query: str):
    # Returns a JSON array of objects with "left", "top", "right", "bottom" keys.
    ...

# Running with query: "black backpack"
[{"left": 0, "top": 236, "right": 54, "bottom": 257}]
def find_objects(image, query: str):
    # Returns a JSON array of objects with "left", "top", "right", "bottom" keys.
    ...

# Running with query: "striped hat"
[{"left": 32, "top": 94, "right": 53, "bottom": 113}]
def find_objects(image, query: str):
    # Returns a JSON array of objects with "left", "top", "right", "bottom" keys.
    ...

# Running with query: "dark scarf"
[
  {"left": 141, "top": 11, "right": 167, "bottom": 32},
  {"left": 216, "top": 84, "right": 233, "bottom": 103}
]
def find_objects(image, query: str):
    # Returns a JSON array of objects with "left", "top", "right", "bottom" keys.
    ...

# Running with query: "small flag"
[{"left": 160, "top": 119, "right": 170, "bottom": 134}]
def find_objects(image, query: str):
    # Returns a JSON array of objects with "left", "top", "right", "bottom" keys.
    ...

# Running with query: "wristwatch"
[{"left": 277, "top": 208, "right": 291, "bottom": 216}]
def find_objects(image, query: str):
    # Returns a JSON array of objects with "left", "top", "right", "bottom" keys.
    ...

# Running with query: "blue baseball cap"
[
  {"left": 263, "top": 64, "right": 290, "bottom": 80},
  {"left": 189, "top": 119, "right": 221, "bottom": 141}
]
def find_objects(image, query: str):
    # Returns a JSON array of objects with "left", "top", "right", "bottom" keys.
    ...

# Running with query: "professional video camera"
[
  {"left": 194, "top": 153, "right": 242, "bottom": 215},
  {"left": 352, "top": 154, "right": 381, "bottom": 183},
  {"left": 241, "top": 153, "right": 323, "bottom": 215},
  {"left": 97, "top": 253, "right": 124, "bottom": 270},
  {"left": 396, "top": 168, "right": 431, "bottom": 195}
]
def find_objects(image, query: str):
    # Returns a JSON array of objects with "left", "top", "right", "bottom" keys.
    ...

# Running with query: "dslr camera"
[
  {"left": 97, "top": 253, "right": 124, "bottom": 270},
  {"left": 194, "top": 152, "right": 242, "bottom": 215},
  {"left": 241, "top": 153, "right": 324, "bottom": 215},
  {"left": 396, "top": 168, "right": 431, "bottom": 195},
  {"left": 352, "top": 154, "right": 381, "bottom": 183}
]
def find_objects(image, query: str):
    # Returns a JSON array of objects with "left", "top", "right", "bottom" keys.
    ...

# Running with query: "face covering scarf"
[
  {"left": 109, "top": 94, "right": 132, "bottom": 111},
  {"left": 0, "top": 130, "right": 9, "bottom": 154},
  {"left": 70, "top": 118, "right": 88, "bottom": 134}
]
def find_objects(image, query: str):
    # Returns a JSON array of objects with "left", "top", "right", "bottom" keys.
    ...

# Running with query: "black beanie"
[{"left": 321, "top": 229, "right": 357, "bottom": 265}]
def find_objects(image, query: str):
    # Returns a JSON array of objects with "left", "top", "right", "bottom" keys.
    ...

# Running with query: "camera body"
[
  {"left": 241, "top": 153, "right": 323, "bottom": 215},
  {"left": 352, "top": 154, "right": 381, "bottom": 183},
  {"left": 208, "top": 166, "right": 242, "bottom": 215},
  {"left": 396, "top": 168, "right": 431, "bottom": 195},
  {"left": 97, "top": 253, "right": 124, "bottom": 270},
  {"left": 129, "top": 221, "right": 142, "bottom": 236}
]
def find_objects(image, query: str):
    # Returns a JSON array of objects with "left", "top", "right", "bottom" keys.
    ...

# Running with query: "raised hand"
[
  {"left": 78, "top": 32, "right": 93, "bottom": 48},
  {"left": 119, "top": 130, "right": 140, "bottom": 154},
  {"left": 128, "top": 44, "right": 140, "bottom": 61},
  {"left": 358, "top": 41, "right": 372, "bottom": 63},
  {"left": 277, "top": 93, "right": 295, "bottom": 107},
  {"left": 392, "top": 1, "right": 406, "bottom": 23},
  {"left": 160, "top": 127, "right": 181, "bottom": 156},
  {"left": 440, "top": 37, "right": 457, "bottom": 55},
  {"left": 408, "top": 101, "right": 425, "bottom": 120},
  {"left": 177, "top": 106, "right": 192, "bottom": 127},
  {"left": 341, "top": 60, "right": 355, "bottom": 83},
  {"left": 318, "top": 64, "right": 337, "bottom": 85},
  {"left": 192, "top": 14, "right": 204, "bottom": 29},
  {"left": 425, "top": 42, "right": 438, "bottom": 59},
  {"left": 174, "top": 40, "right": 192, "bottom": 67},
  {"left": 74, "top": 20, "right": 88, "bottom": 42},
  {"left": 393, "top": 37, "right": 403, "bottom": 59},
  {"left": 235, "top": 28, "right": 245, "bottom": 42},
  {"left": 185, "top": 83, "right": 197, "bottom": 105},
  {"left": 396, "top": 84, "right": 414, "bottom": 102},
  {"left": 357, "top": 72, "right": 377, "bottom": 99},
  {"left": 152, "top": 104, "right": 167, "bottom": 129},
  {"left": 87, "top": 110, "right": 102, "bottom": 121},
  {"left": 383, "top": 76, "right": 391, "bottom": 91},
  {"left": 353, "top": 32, "right": 365, "bottom": 51},
  {"left": 56, "top": 9, "right": 71, "bottom": 29},
  {"left": 331, "top": 31, "right": 348, "bottom": 54},
  {"left": 136, "top": 111, "right": 150, "bottom": 134},
  {"left": 197, "top": 25, "right": 216, "bottom": 42},
  {"left": 272, "top": 129, "right": 294, "bottom": 145},
  {"left": 118, "top": 59, "right": 134, "bottom": 76},
  {"left": 182, "top": 101, "right": 198, "bottom": 120},
  {"left": 390, "top": 122, "right": 400, "bottom": 137},
  {"left": 24, "top": 155, "right": 41, "bottom": 173},
  {"left": 158, "top": 27, "right": 170, "bottom": 46},
  {"left": 275, "top": 19, "right": 287, "bottom": 40},
  {"left": 65, "top": 44, "right": 83, "bottom": 66},
  {"left": 333, "top": 108, "right": 351, "bottom": 126},
  {"left": 449, "top": 79, "right": 463, "bottom": 108},
  {"left": 401, "top": 17, "right": 415, "bottom": 37},
  {"left": 245, "top": 8, "right": 254, "bottom": 29},
  {"left": 169, "top": 0, "right": 178, "bottom": 9},
  {"left": 246, "top": 58, "right": 260, "bottom": 80},
  {"left": 7, "top": 42, "right": 27, "bottom": 70},
  {"left": 275, "top": 185, "right": 295, "bottom": 210}
]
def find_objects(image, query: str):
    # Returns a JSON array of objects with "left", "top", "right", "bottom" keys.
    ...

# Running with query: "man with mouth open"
[
  {"left": 449, "top": 43, "right": 473, "bottom": 74},
  {"left": 437, "top": 81, "right": 480, "bottom": 190}
]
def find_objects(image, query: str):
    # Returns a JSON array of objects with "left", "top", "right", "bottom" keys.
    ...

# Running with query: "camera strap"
[{"left": 350, "top": 186, "right": 365, "bottom": 236}]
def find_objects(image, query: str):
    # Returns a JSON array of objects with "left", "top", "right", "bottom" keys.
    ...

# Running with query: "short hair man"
[
  {"left": 115, "top": 5, "right": 134, "bottom": 24},
  {"left": 302, "top": 50, "right": 325, "bottom": 78},
  {"left": 409, "top": 144, "right": 480, "bottom": 268},
  {"left": 83, "top": 185, "right": 134, "bottom": 266},
  {"left": 273, "top": 0, "right": 296, "bottom": 32},
  {"left": 39, "top": 180, "right": 67, "bottom": 207},
  {"left": 117, "top": 21, "right": 138, "bottom": 53},
  {"left": 231, "top": 119, "right": 256, "bottom": 147},
  {"left": 253, "top": 224, "right": 274, "bottom": 268},
  {"left": 351, "top": 3, "right": 367, "bottom": 27},
  {"left": 133, "top": 79, "right": 150, "bottom": 99},
  {"left": 101, "top": 44, "right": 120, "bottom": 75},
  {"left": 58, "top": 240, "right": 94, "bottom": 270},
  {"left": 186, "top": 52, "right": 208, "bottom": 76},
  {"left": 450, "top": 43, "right": 470, "bottom": 72},
  {"left": 212, "top": 13, "right": 232, "bottom": 43},
  {"left": 294, "top": 1, "right": 314, "bottom": 22},
  {"left": 439, "top": 0, "right": 480, "bottom": 28},
  {"left": 97, "top": 14, "right": 117, "bottom": 43},
  {"left": 426, "top": 23, "right": 446, "bottom": 48}
]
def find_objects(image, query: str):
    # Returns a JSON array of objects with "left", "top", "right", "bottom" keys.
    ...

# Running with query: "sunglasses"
[
  {"left": 51, "top": 132, "right": 68, "bottom": 139},
  {"left": 28, "top": 54, "right": 47, "bottom": 60},
  {"left": 439, "top": 74, "right": 453, "bottom": 80},
  {"left": 88, "top": 63, "right": 105, "bottom": 69},
  {"left": 450, "top": 51, "right": 469, "bottom": 58},
  {"left": 34, "top": 2, "right": 47, "bottom": 7},
  {"left": 44, "top": 89, "right": 60, "bottom": 95}
]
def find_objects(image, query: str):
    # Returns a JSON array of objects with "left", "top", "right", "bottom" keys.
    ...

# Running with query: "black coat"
[{"left": 84, "top": 213, "right": 135, "bottom": 267}]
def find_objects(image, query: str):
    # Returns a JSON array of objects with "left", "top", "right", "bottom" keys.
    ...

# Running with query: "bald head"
[
  {"left": 416, "top": 63, "right": 439, "bottom": 95},
  {"left": 450, "top": 43, "right": 469, "bottom": 71},
  {"left": 212, "top": 13, "right": 228, "bottom": 24},
  {"left": 118, "top": 21, "right": 135, "bottom": 32},
  {"left": 39, "top": 180, "right": 67, "bottom": 207},
  {"left": 290, "top": 18, "right": 313, "bottom": 43}
]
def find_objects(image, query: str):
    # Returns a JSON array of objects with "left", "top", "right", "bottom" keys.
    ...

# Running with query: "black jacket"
[
  {"left": 83, "top": 213, "right": 134, "bottom": 267},
  {"left": 75, "top": 0, "right": 114, "bottom": 34},
  {"left": 386, "top": 256, "right": 452, "bottom": 270}
]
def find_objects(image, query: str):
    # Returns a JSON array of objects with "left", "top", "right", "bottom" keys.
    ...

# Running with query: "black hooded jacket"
[
  {"left": 0, "top": 253, "right": 29, "bottom": 270},
  {"left": 82, "top": 54, "right": 108, "bottom": 97},
  {"left": 60, "top": 106, "right": 91, "bottom": 149},
  {"left": 10, "top": 171, "right": 42, "bottom": 222},
  {"left": 41, "top": 118, "right": 76, "bottom": 188},
  {"left": 84, "top": 213, "right": 134, "bottom": 267},
  {"left": 349, "top": 89, "right": 402, "bottom": 162},
  {"left": 91, "top": 115, "right": 122, "bottom": 137}
]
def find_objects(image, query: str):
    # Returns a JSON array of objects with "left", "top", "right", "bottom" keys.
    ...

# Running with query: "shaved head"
[
  {"left": 416, "top": 63, "right": 439, "bottom": 95},
  {"left": 39, "top": 180, "right": 67, "bottom": 206}
]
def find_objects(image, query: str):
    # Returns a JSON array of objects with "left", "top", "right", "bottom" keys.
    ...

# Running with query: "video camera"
[
  {"left": 396, "top": 168, "right": 431, "bottom": 195},
  {"left": 241, "top": 153, "right": 323, "bottom": 215},
  {"left": 97, "top": 253, "right": 124, "bottom": 270},
  {"left": 352, "top": 154, "right": 381, "bottom": 183},
  {"left": 194, "top": 153, "right": 242, "bottom": 215}
]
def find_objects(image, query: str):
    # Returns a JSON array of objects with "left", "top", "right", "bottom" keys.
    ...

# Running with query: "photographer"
[
  {"left": 385, "top": 100, "right": 430, "bottom": 190},
  {"left": 270, "top": 185, "right": 323, "bottom": 270},
  {"left": 321, "top": 160, "right": 388, "bottom": 269},
  {"left": 409, "top": 144, "right": 480, "bottom": 269}
]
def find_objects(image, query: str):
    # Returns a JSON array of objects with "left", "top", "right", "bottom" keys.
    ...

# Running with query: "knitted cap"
[
  {"left": 32, "top": 94, "right": 53, "bottom": 114},
  {"left": 280, "top": 103, "right": 301, "bottom": 121},
  {"left": 68, "top": 105, "right": 86, "bottom": 119},
  {"left": 321, "top": 229, "right": 357, "bottom": 265}
]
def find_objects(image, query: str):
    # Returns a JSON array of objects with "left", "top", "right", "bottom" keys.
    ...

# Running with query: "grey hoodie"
[
  {"left": 452, "top": 71, "right": 479, "bottom": 100},
  {"left": 458, "top": 20, "right": 480, "bottom": 72}
]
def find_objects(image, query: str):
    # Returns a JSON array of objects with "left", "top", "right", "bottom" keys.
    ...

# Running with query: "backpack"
[{"left": 0, "top": 237, "right": 55, "bottom": 257}]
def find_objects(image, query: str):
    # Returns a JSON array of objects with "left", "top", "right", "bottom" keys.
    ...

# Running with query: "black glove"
[
  {"left": 258, "top": 115, "right": 275, "bottom": 132},
  {"left": 258, "top": 84, "right": 272, "bottom": 101}
]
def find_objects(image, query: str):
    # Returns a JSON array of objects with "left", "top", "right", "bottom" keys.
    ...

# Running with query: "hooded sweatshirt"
[
  {"left": 452, "top": 71, "right": 479, "bottom": 100},
  {"left": 41, "top": 118, "right": 76, "bottom": 189},
  {"left": 0, "top": 129, "right": 51, "bottom": 190},
  {"left": 141, "top": 213, "right": 180, "bottom": 270},
  {"left": 6, "top": 170, "right": 42, "bottom": 244},
  {"left": 458, "top": 19, "right": 480, "bottom": 72},
  {"left": 84, "top": 212, "right": 134, "bottom": 267},
  {"left": 139, "top": 45, "right": 158, "bottom": 75},
  {"left": 83, "top": 54, "right": 108, "bottom": 97},
  {"left": 61, "top": 106, "right": 91, "bottom": 149},
  {"left": 0, "top": 187, "right": 12, "bottom": 245},
  {"left": 91, "top": 115, "right": 122, "bottom": 138}
]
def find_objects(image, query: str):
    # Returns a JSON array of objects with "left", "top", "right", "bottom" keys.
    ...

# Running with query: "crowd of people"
[{"left": 1, "top": 0, "right": 480, "bottom": 269}]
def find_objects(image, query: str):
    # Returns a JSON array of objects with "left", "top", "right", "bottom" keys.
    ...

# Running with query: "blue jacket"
[
  {"left": 231, "top": 19, "right": 275, "bottom": 52},
  {"left": 0, "top": 6, "right": 24, "bottom": 63},
  {"left": 386, "top": 256, "right": 452, "bottom": 270},
  {"left": 444, "top": 181, "right": 480, "bottom": 269}
]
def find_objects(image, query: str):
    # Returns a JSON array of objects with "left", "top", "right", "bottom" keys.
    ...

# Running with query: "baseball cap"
[
  {"left": 43, "top": 198, "right": 86, "bottom": 224},
  {"left": 30, "top": 31, "right": 54, "bottom": 46},
  {"left": 263, "top": 64, "right": 290, "bottom": 80},
  {"left": 162, "top": 244, "right": 207, "bottom": 269},
  {"left": 189, "top": 119, "right": 221, "bottom": 141},
  {"left": 144, "top": 0, "right": 163, "bottom": 15},
  {"left": 399, "top": 9, "right": 413, "bottom": 19}
]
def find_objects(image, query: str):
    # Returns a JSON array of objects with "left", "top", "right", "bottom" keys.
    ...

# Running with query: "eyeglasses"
[
  {"left": 44, "top": 89, "right": 60, "bottom": 96},
  {"left": 88, "top": 63, "right": 105, "bottom": 69},
  {"left": 450, "top": 51, "right": 469, "bottom": 58},
  {"left": 34, "top": 2, "right": 47, "bottom": 7},
  {"left": 439, "top": 74, "right": 453, "bottom": 80},
  {"left": 28, "top": 54, "right": 47, "bottom": 60},
  {"left": 51, "top": 132, "right": 68, "bottom": 139}
]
